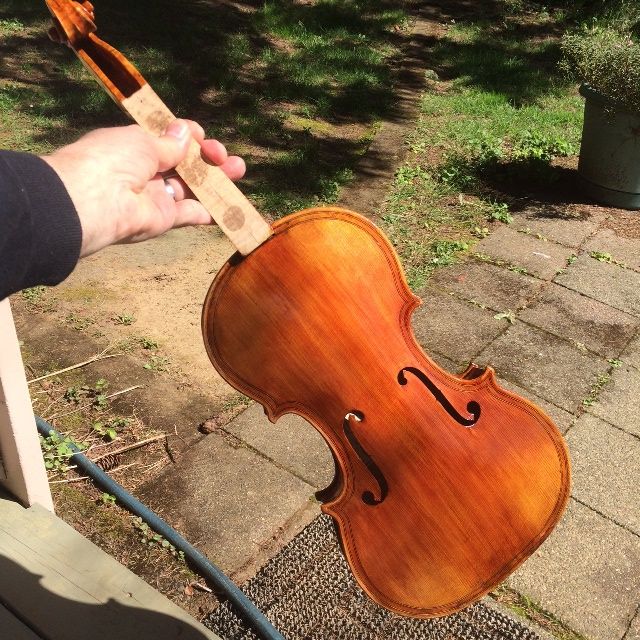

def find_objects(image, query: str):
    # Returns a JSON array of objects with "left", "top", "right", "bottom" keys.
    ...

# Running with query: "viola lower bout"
[{"left": 201, "top": 207, "right": 571, "bottom": 618}]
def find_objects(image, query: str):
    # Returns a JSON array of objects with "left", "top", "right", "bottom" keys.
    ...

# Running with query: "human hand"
[{"left": 42, "top": 120, "right": 245, "bottom": 257}]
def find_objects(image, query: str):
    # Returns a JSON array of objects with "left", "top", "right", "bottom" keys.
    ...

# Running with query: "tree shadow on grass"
[
  {"left": 408, "top": 0, "right": 587, "bottom": 107},
  {"left": 0, "top": 0, "right": 415, "bottom": 215}
]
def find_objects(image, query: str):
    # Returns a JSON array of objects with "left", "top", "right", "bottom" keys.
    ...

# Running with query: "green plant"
[
  {"left": 487, "top": 201, "right": 513, "bottom": 224},
  {"left": 429, "top": 240, "right": 469, "bottom": 267},
  {"left": 100, "top": 493, "right": 116, "bottom": 505},
  {"left": 494, "top": 310, "right": 516, "bottom": 324},
  {"left": 39, "top": 432, "right": 86, "bottom": 472},
  {"left": 132, "top": 517, "right": 185, "bottom": 560},
  {"left": 114, "top": 313, "right": 135, "bottom": 325},
  {"left": 143, "top": 355, "right": 170, "bottom": 372},
  {"left": 21, "top": 286, "right": 46, "bottom": 302},
  {"left": 512, "top": 130, "right": 574, "bottom": 163},
  {"left": 91, "top": 417, "right": 128, "bottom": 441},
  {"left": 0, "top": 18, "right": 25, "bottom": 35},
  {"left": 139, "top": 337, "right": 159, "bottom": 350},
  {"left": 64, "top": 378, "right": 109, "bottom": 408},
  {"left": 561, "top": 27, "right": 640, "bottom": 115}
]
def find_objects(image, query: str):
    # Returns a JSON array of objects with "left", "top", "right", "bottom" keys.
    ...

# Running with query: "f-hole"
[
  {"left": 342, "top": 411, "right": 388, "bottom": 506},
  {"left": 398, "top": 367, "right": 481, "bottom": 427}
]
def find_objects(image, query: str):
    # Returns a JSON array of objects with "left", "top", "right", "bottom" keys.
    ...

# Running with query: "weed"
[
  {"left": 64, "top": 378, "right": 109, "bottom": 409},
  {"left": 0, "top": 18, "right": 25, "bottom": 35},
  {"left": 589, "top": 250, "right": 625, "bottom": 267},
  {"left": 100, "top": 493, "right": 117, "bottom": 505},
  {"left": 139, "top": 337, "right": 159, "bottom": 350},
  {"left": 143, "top": 355, "right": 170, "bottom": 372},
  {"left": 582, "top": 372, "right": 611, "bottom": 407},
  {"left": 65, "top": 313, "right": 95, "bottom": 331},
  {"left": 40, "top": 432, "right": 85, "bottom": 472},
  {"left": 21, "top": 285, "right": 47, "bottom": 302},
  {"left": 608, "top": 358, "right": 623, "bottom": 368},
  {"left": 512, "top": 130, "right": 574, "bottom": 163},
  {"left": 487, "top": 201, "right": 513, "bottom": 224},
  {"left": 92, "top": 417, "right": 129, "bottom": 441},
  {"left": 132, "top": 517, "right": 185, "bottom": 560},
  {"left": 494, "top": 310, "right": 516, "bottom": 324},
  {"left": 430, "top": 240, "right": 469, "bottom": 267},
  {"left": 507, "top": 265, "right": 529, "bottom": 275},
  {"left": 590, "top": 251, "right": 612, "bottom": 262},
  {"left": 492, "top": 585, "right": 587, "bottom": 640},
  {"left": 114, "top": 313, "right": 136, "bottom": 326}
]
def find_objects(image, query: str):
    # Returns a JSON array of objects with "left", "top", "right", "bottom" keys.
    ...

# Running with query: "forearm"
[{"left": 0, "top": 151, "right": 82, "bottom": 300}]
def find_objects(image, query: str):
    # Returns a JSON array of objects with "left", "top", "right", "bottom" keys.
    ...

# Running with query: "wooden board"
[{"left": 0, "top": 493, "right": 221, "bottom": 640}]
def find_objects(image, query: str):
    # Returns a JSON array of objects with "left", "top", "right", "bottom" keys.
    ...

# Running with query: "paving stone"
[
  {"left": 139, "top": 433, "right": 317, "bottom": 573},
  {"left": 478, "top": 322, "right": 609, "bottom": 412},
  {"left": 474, "top": 225, "right": 573, "bottom": 280},
  {"left": 621, "top": 331, "right": 640, "bottom": 370},
  {"left": 565, "top": 413, "right": 640, "bottom": 535},
  {"left": 555, "top": 255, "right": 640, "bottom": 316},
  {"left": 429, "top": 259, "right": 544, "bottom": 312},
  {"left": 498, "top": 379, "right": 576, "bottom": 434},
  {"left": 508, "top": 499, "right": 640, "bottom": 640},
  {"left": 512, "top": 205, "right": 606, "bottom": 248},
  {"left": 224, "top": 403, "right": 334, "bottom": 489},
  {"left": 587, "top": 365, "right": 640, "bottom": 438},
  {"left": 584, "top": 228, "right": 640, "bottom": 272},
  {"left": 519, "top": 282, "right": 639, "bottom": 358},
  {"left": 412, "top": 289, "right": 506, "bottom": 365},
  {"left": 428, "top": 351, "right": 467, "bottom": 376}
]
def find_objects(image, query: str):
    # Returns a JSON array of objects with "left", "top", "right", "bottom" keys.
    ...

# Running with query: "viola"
[{"left": 46, "top": 0, "right": 570, "bottom": 618}]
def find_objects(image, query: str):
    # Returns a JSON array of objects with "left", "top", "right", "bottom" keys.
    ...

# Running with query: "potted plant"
[{"left": 561, "top": 26, "right": 640, "bottom": 209}]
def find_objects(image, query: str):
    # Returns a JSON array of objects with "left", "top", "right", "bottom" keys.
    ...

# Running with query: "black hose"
[{"left": 36, "top": 416, "right": 285, "bottom": 640}]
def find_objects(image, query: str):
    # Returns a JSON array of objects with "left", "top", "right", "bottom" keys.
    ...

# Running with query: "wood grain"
[
  {"left": 202, "top": 207, "right": 571, "bottom": 618},
  {"left": 123, "top": 85, "right": 272, "bottom": 255},
  {"left": 0, "top": 493, "right": 221, "bottom": 639}
]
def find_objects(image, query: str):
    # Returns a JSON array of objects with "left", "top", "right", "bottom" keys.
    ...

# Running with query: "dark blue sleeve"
[{"left": 0, "top": 151, "right": 82, "bottom": 300}]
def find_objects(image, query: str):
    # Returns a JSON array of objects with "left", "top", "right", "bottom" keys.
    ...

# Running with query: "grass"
[
  {"left": 0, "top": 0, "right": 407, "bottom": 215},
  {"left": 491, "top": 585, "right": 588, "bottom": 640},
  {"left": 381, "top": 3, "right": 585, "bottom": 290}
]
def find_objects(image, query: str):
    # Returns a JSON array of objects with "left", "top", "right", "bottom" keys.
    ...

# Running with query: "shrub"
[{"left": 560, "top": 27, "right": 640, "bottom": 115}]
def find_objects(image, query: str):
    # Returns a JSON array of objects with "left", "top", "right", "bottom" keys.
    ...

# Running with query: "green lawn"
[
  {"left": 381, "top": 3, "right": 586, "bottom": 290},
  {"left": 0, "top": 0, "right": 406, "bottom": 215}
]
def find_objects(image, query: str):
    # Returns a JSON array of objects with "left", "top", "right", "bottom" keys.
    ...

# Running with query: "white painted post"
[{"left": 0, "top": 298, "right": 53, "bottom": 510}]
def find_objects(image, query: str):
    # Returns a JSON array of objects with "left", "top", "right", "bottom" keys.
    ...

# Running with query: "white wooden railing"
[{"left": 0, "top": 298, "right": 53, "bottom": 510}]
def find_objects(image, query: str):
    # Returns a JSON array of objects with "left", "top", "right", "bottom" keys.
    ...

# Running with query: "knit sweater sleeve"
[{"left": 0, "top": 151, "right": 82, "bottom": 300}]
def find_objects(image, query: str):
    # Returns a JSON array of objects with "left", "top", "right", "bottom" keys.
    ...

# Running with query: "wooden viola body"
[{"left": 202, "top": 208, "right": 570, "bottom": 618}]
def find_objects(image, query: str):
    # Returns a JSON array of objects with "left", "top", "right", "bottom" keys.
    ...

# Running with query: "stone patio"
[{"left": 140, "top": 198, "right": 640, "bottom": 640}]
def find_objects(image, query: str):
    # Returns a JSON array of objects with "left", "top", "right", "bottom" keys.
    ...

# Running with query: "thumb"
[{"left": 153, "top": 119, "right": 192, "bottom": 172}]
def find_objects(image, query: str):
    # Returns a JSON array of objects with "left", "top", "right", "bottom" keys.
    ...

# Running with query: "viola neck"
[
  {"left": 45, "top": 0, "right": 272, "bottom": 255},
  {"left": 121, "top": 82, "right": 272, "bottom": 256}
]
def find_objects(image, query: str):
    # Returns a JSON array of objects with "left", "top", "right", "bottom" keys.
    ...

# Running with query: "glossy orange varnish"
[{"left": 202, "top": 208, "right": 571, "bottom": 618}]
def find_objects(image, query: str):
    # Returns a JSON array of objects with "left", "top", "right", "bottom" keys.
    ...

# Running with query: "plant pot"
[{"left": 578, "top": 84, "right": 640, "bottom": 210}]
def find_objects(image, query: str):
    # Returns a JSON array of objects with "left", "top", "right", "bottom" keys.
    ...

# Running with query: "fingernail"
[{"left": 165, "top": 119, "right": 189, "bottom": 140}]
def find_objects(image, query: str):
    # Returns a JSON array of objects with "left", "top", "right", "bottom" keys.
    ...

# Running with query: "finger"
[
  {"left": 220, "top": 155, "right": 246, "bottom": 181},
  {"left": 164, "top": 176, "right": 188, "bottom": 201},
  {"left": 173, "top": 199, "right": 215, "bottom": 228},
  {"left": 200, "top": 139, "right": 228, "bottom": 166},
  {"left": 154, "top": 119, "right": 192, "bottom": 173},
  {"left": 184, "top": 120, "right": 205, "bottom": 144}
]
